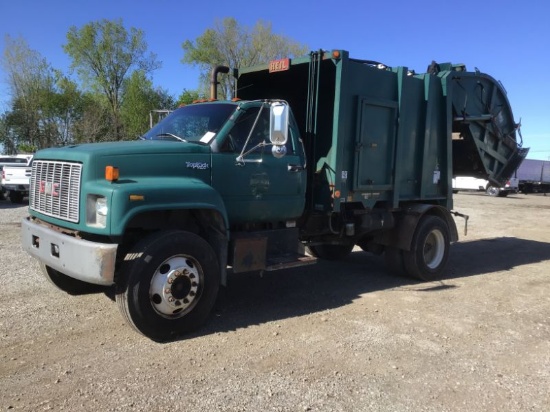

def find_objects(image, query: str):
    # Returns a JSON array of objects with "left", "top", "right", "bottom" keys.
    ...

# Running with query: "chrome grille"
[{"left": 29, "top": 161, "right": 82, "bottom": 223}]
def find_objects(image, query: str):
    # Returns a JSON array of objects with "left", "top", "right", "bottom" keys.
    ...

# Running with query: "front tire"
[
  {"left": 402, "top": 216, "right": 450, "bottom": 281},
  {"left": 9, "top": 191, "right": 24, "bottom": 203},
  {"left": 116, "top": 230, "right": 220, "bottom": 342}
]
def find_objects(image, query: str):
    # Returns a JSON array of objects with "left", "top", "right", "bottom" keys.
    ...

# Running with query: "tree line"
[{"left": 0, "top": 18, "right": 307, "bottom": 153}]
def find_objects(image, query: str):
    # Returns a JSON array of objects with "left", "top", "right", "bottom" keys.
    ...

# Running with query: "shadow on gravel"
[{"left": 189, "top": 236, "right": 550, "bottom": 339}]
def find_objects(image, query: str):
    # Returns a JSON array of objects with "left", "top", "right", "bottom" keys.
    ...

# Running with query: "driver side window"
[{"left": 229, "top": 107, "right": 269, "bottom": 154}]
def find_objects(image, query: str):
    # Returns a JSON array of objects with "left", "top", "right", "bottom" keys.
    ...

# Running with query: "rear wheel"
[
  {"left": 306, "top": 243, "right": 354, "bottom": 260},
  {"left": 116, "top": 230, "right": 220, "bottom": 342},
  {"left": 402, "top": 216, "right": 450, "bottom": 281},
  {"left": 9, "top": 191, "right": 24, "bottom": 203},
  {"left": 486, "top": 186, "right": 500, "bottom": 197}
]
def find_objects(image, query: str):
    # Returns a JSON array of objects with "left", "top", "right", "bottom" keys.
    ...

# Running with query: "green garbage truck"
[{"left": 21, "top": 50, "right": 527, "bottom": 341}]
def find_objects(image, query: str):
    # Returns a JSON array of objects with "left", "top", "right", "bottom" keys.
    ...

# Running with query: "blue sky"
[{"left": 1, "top": 0, "right": 549, "bottom": 159}]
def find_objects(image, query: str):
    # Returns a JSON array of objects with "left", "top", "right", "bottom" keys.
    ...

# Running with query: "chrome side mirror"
[{"left": 269, "top": 102, "right": 289, "bottom": 145}]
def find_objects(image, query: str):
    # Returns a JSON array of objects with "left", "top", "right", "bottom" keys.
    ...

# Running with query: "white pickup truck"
[
  {"left": 452, "top": 176, "right": 519, "bottom": 197},
  {"left": 0, "top": 155, "right": 33, "bottom": 203}
]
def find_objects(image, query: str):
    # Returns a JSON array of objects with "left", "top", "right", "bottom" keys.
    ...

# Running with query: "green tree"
[
  {"left": 0, "top": 114, "right": 17, "bottom": 154},
  {"left": 182, "top": 18, "right": 308, "bottom": 99},
  {"left": 120, "top": 70, "right": 175, "bottom": 139},
  {"left": 1, "top": 35, "right": 83, "bottom": 150},
  {"left": 1, "top": 35, "right": 49, "bottom": 149},
  {"left": 71, "top": 93, "right": 112, "bottom": 143},
  {"left": 176, "top": 89, "right": 205, "bottom": 106},
  {"left": 64, "top": 19, "right": 161, "bottom": 140}
]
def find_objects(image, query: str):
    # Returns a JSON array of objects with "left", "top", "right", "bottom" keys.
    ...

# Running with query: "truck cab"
[{"left": 138, "top": 100, "right": 307, "bottom": 225}]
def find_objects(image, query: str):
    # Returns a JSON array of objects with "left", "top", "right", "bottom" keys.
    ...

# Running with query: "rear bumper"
[{"left": 21, "top": 217, "right": 118, "bottom": 286}]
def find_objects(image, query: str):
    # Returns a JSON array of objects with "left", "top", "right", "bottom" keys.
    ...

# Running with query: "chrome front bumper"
[{"left": 21, "top": 217, "right": 118, "bottom": 286}]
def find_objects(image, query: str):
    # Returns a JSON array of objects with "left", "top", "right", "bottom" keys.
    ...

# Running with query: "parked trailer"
[
  {"left": 516, "top": 158, "right": 550, "bottom": 194},
  {"left": 21, "top": 50, "right": 527, "bottom": 340}
]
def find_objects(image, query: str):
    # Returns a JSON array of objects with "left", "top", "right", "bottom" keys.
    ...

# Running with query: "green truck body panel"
[{"left": 237, "top": 51, "right": 526, "bottom": 214}]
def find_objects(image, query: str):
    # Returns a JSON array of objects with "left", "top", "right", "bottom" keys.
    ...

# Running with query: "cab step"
[{"left": 265, "top": 253, "right": 317, "bottom": 271}]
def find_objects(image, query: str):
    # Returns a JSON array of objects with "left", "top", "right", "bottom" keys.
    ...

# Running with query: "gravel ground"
[{"left": 1, "top": 193, "right": 549, "bottom": 411}]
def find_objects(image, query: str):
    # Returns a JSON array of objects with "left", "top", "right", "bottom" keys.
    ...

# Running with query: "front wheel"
[
  {"left": 9, "top": 191, "right": 24, "bottom": 203},
  {"left": 116, "top": 230, "right": 220, "bottom": 342},
  {"left": 403, "top": 216, "right": 450, "bottom": 281}
]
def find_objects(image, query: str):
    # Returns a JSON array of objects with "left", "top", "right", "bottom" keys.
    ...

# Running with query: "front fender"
[{"left": 108, "top": 177, "right": 229, "bottom": 236}]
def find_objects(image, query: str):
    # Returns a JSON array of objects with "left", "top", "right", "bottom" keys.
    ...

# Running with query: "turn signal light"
[{"left": 105, "top": 166, "right": 119, "bottom": 182}]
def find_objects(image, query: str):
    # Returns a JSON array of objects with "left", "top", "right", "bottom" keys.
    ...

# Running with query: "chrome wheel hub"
[
  {"left": 423, "top": 229, "right": 445, "bottom": 269},
  {"left": 150, "top": 256, "right": 201, "bottom": 317}
]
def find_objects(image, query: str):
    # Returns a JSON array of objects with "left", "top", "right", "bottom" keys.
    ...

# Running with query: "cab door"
[{"left": 211, "top": 105, "right": 305, "bottom": 225}]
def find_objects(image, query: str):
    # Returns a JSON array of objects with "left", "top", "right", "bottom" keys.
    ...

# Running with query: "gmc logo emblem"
[{"left": 39, "top": 181, "right": 59, "bottom": 197}]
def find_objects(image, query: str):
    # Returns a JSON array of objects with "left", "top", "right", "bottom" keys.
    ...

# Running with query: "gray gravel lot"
[{"left": 1, "top": 193, "right": 549, "bottom": 411}]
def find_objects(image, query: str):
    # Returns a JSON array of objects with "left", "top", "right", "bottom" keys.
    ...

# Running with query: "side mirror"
[{"left": 269, "top": 102, "right": 289, "bottom": 145}]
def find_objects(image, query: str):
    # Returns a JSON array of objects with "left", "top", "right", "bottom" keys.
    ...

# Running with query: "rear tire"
[
  {"left": 403, "top": 216, "right": 450, "bottom": 281},
  {"left": 486, "top": 186, "right": 500, "bottom": 197},
  {"left": 9, "top": 191, "right": 24, "bottom": 203},
  {"left": 116, "top": 230, "right": 220, "bottom": 342}
]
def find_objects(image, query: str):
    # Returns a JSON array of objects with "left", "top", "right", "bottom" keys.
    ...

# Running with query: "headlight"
[
  {"left": 95, "top": 197, "right": 108, "bottom": 216},
  {"left": 87, "top": 195, "right": 108, "bottom": 228}
]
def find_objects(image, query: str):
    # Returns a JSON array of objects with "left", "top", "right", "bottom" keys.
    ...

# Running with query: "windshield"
[{"left": 141, "top": 103, "right": 237, "bottom": 143}]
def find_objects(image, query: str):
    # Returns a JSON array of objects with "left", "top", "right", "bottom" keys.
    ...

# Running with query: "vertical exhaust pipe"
[{"left": 210, "top": 65, "right": 230, "bottom": 100}]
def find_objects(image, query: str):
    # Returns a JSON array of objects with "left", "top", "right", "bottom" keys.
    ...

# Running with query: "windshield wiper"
[{"left": 154, "top": 132, "right": 188, "bottom": 142}]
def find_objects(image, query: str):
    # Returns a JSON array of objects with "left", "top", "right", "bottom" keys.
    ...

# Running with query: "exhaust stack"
[{"left": 210, "top": 65, "right": 230, "bottom": 99}]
